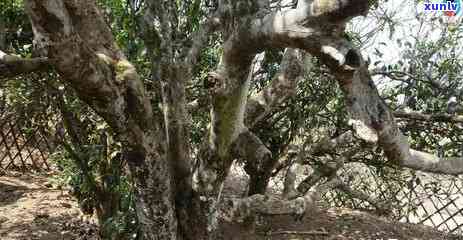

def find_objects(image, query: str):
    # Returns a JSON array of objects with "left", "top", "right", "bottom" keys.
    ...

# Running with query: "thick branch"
[
  {"left": 223, "top": 194, "right": 313, "bottom": 222},
  {"left": 25, "top": 0, "right": 154, "bottom": 133},
  {"left": 205, "top": 48, "right": 305, "bottom": 195},
  {"left": 317, "top": 130, "right": 463, "bottom": 177},
  {"left": 326, "top": 50, "right": 463, "bottom": 175},
  {"left": 401, "top": 151, "right": 463, "bottom": 175},
  {"left": 196, "top": 1, "right": 373, "bottom": 235},
  {"left": 197, "top": 41, "right": 256, "bottom": 195},
  {"left": 232, "top": 130, "right": 272, "bottom": 167},
  {"left": 222, "top": 178, "right": 337, "bottom": 223},
  {"left": 0, "top": 50, "right": 50, "bottom": 78},
  {"left": 25, "top": 1, "right": 175, "bottom": 239},
  {"left": 208, "top": 1, "right": 372, "bottom": 162},
  {"left": 245, "top": 48, "right": 303, "bottom": 127},
  {"left": 232, "top": 129, "right": 276, "bottom": 194},
  {"left": 278, "top": 0, "right": 369, "bottom": 27},
  {"left": 394, "top": 110, "right": 463, "bottom": 124},
  {"left": 241, "top": 0, "right": 369, "bottom": 63},
  {"left": 309, "top": 131, "right": 355, "bottom": 156},
  {"left": 199, "top": 0, "right": 373, "bottom": 190}
]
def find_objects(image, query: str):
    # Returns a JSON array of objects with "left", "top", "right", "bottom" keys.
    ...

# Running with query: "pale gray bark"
[
  {"left": 0, "top": 50, "right": 50, "bottom": 79},
  {"left": 202, "top": 0, "right": 370, "bottom": 174},
  {"left": 20, "top": 0, "right": 463, "bottom": 239},
  {"left": 394, "top": 110, "right": 463, "bottom": 124},
  {"left": 241, "top": 0, "right": 463, "bottom": 177},
  {"left": 245, "top": 48, "right": 304, "bottom": 127},
  {"left": 196, "top": 1, "right": 380, "bottom": 236},
  {"left": 302, "top": 130, "right": 463, "bottom": 176},
  {"left": 24, "top": 1, "right": 177, "bottom": 239},
  {"left": 326, "top": 56, "right": 463, "bottom": 175},
  {"left": 222, "top": 177, "right": 340, "bottom": 223},
  {"left": 235, "top": 48, "right": 305, "bottom": 195},
  {"left": 223, "top": 194, "right": 315, "bottom": 222}
]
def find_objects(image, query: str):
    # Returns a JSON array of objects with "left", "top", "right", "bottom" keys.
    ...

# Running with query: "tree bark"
[
  {"left": 232, "top": 130, "right": 273, "bottom": 195},
  {"left": 24, "top": 1, "right": 177, "bottom": 239},
  {"left": 21, "top": 0, "right": 463, "bottom": 239},
  {"left": 394, "top": 110, "right": 463, "bottom": 124},
  {"left": 245, "top": 49, "right": 304, "bottom": 127},
  {"left": 0, "top": 50, "right": 50, "bottom": 79}
]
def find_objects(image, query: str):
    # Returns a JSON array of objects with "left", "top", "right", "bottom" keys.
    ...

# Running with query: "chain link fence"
[
  {"left": 1, "top": 92, "right": 463, "bottom": 235},
  {"left": 0, "top": 108, "right": 56, "bottom": 172},
  {"left": 321, "top": 163, "right": 463, "bottom": 235}
]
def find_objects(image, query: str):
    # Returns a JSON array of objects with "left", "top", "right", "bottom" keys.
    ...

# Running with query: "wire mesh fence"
[
  {"left": 0, "top": 111, "right": 55, "bottom": 172},
  {"left": 321, "top": 163, "right": 463, "bottom": 235},
  {"left": 1, "top": 96, "right": 463, "bottom": 235}
]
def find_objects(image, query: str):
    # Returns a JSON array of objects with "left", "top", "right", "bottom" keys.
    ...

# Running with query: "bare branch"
[
  {"left": 198, "top": 0, "right": 374, "bottom": 190},
  {"left": 221, "top": 177, "right": 339, "bottom": 223},
  {"left": 372, "top": 70, "right": 444, "bottom": 90},
  {"left": 232, "top": 129, "right": 274, "bottom": 194},
  {"left": 320, "top": 42, "right": 463, "bottom": 175},
  {"left": 400, "top": 151, "right": 463, "bottom": 175},
  {"left": 0, "top": 50, "right": 50, "bottom": 79},
  {"left": 25, "top": 0, "right": 152, "bottom": 132},
  {"left": 332, "top": 131, "right": 463, "bottom": 175},
  {"left": 223, "top": 194, "right": 314, "bottom": 221},
  {"left": 394, "top": 110, "right": 463, "bottom": 124},
  {"left": 25, "top": 1, "right": 175, "bottom": 238},
  {"left": 245, "top": 48, "right": 304, "bottom": 127},
  {"left": 309, "top": 132, "right": 356, "bottom": 156},
  {"left": 334, "top": 177, "right": 389, "bottom": 214}
]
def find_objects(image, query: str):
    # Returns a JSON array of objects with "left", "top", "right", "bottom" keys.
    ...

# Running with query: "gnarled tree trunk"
[
  {"left": 10, "top": 0, "right": 462, "bottom": 239},
  {"left": 24, "top": 0, "right": 177, "bottom": 239}
]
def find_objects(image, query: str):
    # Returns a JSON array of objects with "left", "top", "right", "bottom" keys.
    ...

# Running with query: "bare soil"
[
  {"left": 220, "top": 207, "right": 463, "bottom": 240},
  {"left": 0, "top": 171, "right": 98, "bottom": 240},
  {"left": 0, "top": 171, "right": 461, "bottom": 240}
]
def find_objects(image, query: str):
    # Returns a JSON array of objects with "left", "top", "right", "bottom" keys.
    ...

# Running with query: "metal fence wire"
[
  {"left": 0, "top": 112, "right": 54, "bottom": 172},
  {"left": 321, "top": 163, "right": 463, "bottom": 235},
  {"left": 2, "top": 100, "right": 463, "bottom": 235}
]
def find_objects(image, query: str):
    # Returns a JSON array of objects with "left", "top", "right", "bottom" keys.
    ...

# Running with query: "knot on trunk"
[{"left": 205, "top": 71, "right": 228, "bottom": 97}]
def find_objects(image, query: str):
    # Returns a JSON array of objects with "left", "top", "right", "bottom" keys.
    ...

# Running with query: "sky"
[
  {"left": 348, "top": 0, "right": 462, "bottom": 101},
  {"left": 351, "top": 0, "right": 451, "bottom": 62}
]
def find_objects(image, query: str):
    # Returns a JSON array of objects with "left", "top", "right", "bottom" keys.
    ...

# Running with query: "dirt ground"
[
  {"left": 0, "top": 171, "right": 98, "bottom": 240},
  {"left": 220, "top": 207, "right": 463, "bottom": 240},
  {"left": 0, "top": 171, "right": 462, "bottom": 240}
]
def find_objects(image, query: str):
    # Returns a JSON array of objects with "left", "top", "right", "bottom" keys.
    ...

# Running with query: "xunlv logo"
[{"left": 423, "top": 0, "right": 462, "bottom": 16}]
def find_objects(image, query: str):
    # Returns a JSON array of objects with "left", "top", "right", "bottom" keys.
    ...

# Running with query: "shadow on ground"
[
  {"left": 1, "top": 214, "right": 97, "bottom": 240},
  {"left": 0, "top": 172, "right": 98, "bottom": 240},
  {"left": 0, "top": 181, "right": 28, "bottom": 206},
  {"left": 218, "top": 206, "right": 463, "bottom": 240}
]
